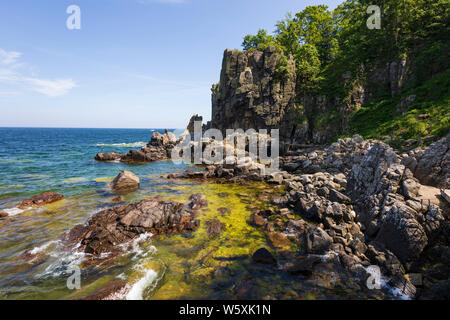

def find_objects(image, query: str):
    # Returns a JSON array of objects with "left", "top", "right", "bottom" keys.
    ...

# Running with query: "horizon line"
[{"left": 0, "top": 126, "right": 182, "bottom": 130}]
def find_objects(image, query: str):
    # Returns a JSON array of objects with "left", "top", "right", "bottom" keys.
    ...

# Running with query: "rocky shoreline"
[
  {"left": 159, "top": 131, "right": 449, "bottom": 299},
  {"left": 6, "top": 113, "right": 448, "bottom": 300}
]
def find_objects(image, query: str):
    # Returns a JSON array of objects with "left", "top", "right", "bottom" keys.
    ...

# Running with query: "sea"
[{"left": 0, "top": 127, "right": 274, "bottom": 300}]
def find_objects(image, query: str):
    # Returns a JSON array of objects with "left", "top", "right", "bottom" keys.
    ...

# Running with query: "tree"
[{"left": 242, "top": 29, "right": 277, "bottom": 51}]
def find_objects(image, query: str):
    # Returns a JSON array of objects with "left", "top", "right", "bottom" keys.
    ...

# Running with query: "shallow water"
[{"left": 0, "top": 128, "right": 284, "bottom": 299}]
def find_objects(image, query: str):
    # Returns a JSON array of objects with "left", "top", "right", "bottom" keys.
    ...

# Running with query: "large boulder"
[
  {"left": 375, "top": 197, "right": 428, "bottom": 267},
  {"left": 149, "top": 132, "right": 169, "bottom": 146},
  {"left": 18, "top": 192, "right": 64, "bottom": 209},
  {"left": 110, "top": 171, "right": 140, "bottom": 193},
  {"left": 62, "top": 194, "right": 206, "bottom": 256},
  {"left": 413, "top": 133, "right": 450, "bottom": 188},
  {"left": 305, "top": 226, "right": 332, "bottom": 254}
]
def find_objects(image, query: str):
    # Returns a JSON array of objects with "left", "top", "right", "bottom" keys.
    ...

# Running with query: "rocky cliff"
[
  {"left": 207, "top": 47, "right": 419, "bottom": 149},
  {"left": 209, "top": 47, "right": 298, "bottom": 151}
]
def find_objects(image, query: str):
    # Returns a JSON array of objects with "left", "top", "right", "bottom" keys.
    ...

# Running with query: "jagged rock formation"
[
  {"left": 61, "top": 194, "right": 207, "bottom": 256},
  {"left": 209, "top": 47, "right": 297, "bottom": 151},
  {"left": 95, "top": 130, "right": 176, "bottom": 163}
]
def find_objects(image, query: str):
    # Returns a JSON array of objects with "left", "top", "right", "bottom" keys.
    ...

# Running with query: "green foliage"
[
  {"left": 274, "top": 54, "right": 292, "bottom": 82},
  {"left": 348, "top": 69, "right": 450, "bottom": 144},
  {"left": 414, "top": 41, "right": 449, "bottom": 85},
  {"left": 242, "top": 29, "right": 278, "bottom": 51},
  {"left": 241, "top": 0, "right": 449, "bottom": 146},
  {"left": 295, "top": 44, "right": 322, "bottom": 93}
]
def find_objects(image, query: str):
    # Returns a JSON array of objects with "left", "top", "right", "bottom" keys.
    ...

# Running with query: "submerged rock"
[
  {"left": 206, "top": 219, "right": 226, "bottom": 237},
  {"left": 252, "top": 248, "right": 276, "bottom": 265},
  {"left": 18, "top": 192, "right": 64, "bottom": 209},
  {"left": 95, "top": 152, "right": 123, "bottom": 162},
  {"left": 110, "top": 170, "right": 140, "bottom": 193}
]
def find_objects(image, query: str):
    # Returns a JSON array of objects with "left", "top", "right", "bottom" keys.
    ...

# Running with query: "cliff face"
[
  {"left": 209, "top": 47, "right": 415, "bottom": 148},
  {"left": 296, "top": 58, "right": 413, "bottom": 144},
  {"left": 210, "top": 47, "right": 298, "bottom": 151}
]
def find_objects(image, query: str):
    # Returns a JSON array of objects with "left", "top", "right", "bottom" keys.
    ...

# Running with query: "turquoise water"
[{"left": 0, "top": 127, "right": 187, "bottom": 205}]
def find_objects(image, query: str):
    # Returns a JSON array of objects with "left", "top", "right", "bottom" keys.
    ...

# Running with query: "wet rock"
[
  {"left": 0, "top": 212, "right": 8, "bottom": 218},
  {"left": 217, "top": 207, "right": 230, "bottom": 215},
  {"left": 18, "top": 192, "right": 64, "bottom": 209},
  {"left": 268, "top": 232, "right": 290, "bottom": 248},
  {"left": 407, "top": 273, "right": 423, "bottom": 287},
  {"left": 284, "top": 255, "right": 321, "bottom": 275},
  {"left": 111, "top": 196, "right": 122, "bottom": 203},
  {"left": 420, "top": 279, "right": 450, "bottom": 300},
  {"left": 252, "top": 248, "right": 276, "bottom": 265},
  {"left": 21, "top": 248, "right": 48, "bottom": 265},
  {"left": 340, "top": 253, "right": 362, "bottom": 269},
  {"left": 388, "top": 274, "right": 416, "bottom": 298},
  {"left": 234, "top": 279, "right": 262, "bottom": 299},
  {"left": 217, "top": 192, "right": 229, "bottom": 198},
  {"left": 110, "top": 170, "right": 140, "bottom": 193},
  {"left": 63, "top": 195, "right": 202, "bottom": 256},
  {"left": 365, "top": 242, "right": 405, "bottom": 276},
  {"left": 81, "top": 280, "right": 128, "bottom": 300},
  {"left": 250, "top": 212, "right": 266, "bottom": 227},
  {"left": 286, "top": 219, "right": 307, "bottom": 236},
  {"left": 207, "top": 219, "right": 225, "bottom": 237},
  {"left": 187, "top": 193, "right": 208, "bottom": 210},
  {"left": 95, "top": 152, "right": 123, "bottom": 162},
  {"left": 305, "top": 226, "right": 332, "bottom": 254}
]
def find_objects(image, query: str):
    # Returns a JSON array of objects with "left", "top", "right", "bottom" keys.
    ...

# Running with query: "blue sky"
[{"left": 0, "top": 0, "right": 341, "bottom": 128}]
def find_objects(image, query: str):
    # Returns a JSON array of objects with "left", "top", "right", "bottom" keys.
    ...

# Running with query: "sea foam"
[
  {"left": 125, "top": 269, "right": 158, "bottom": 300},
  {"left": 96, "top": 142, "right": 146, "bottom": 148}
]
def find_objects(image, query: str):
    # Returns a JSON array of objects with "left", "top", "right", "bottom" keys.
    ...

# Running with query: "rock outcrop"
[
  {"left": 402, "top": 133, "right": 450, "bottom": 188},
  {"left": 62, "top": 194, "right": 207, "bottom": 256},
  {"left": 210, "top": 47, "right": 297, "bottom": 152},
  {"left": 110, "top": 170, "right": 140, "bottom": 193},
  {"left": 95, "top": 130, "right": 177, "bottom": 163}
]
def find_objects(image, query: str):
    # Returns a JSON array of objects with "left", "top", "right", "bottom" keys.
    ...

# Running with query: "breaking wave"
[{"left": 95, "top": 142, "right": 146, "bottom": 148}]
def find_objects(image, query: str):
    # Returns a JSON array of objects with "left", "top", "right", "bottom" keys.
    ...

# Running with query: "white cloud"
[
  {"left": 25, "top": 78, "right": 77, "bottom": 97},
  {"left": 0, "top": 48, "right": 76, "bottom": 97},
  {"left": 0, "top": 49, "right": 22, "bottom": 65}
]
